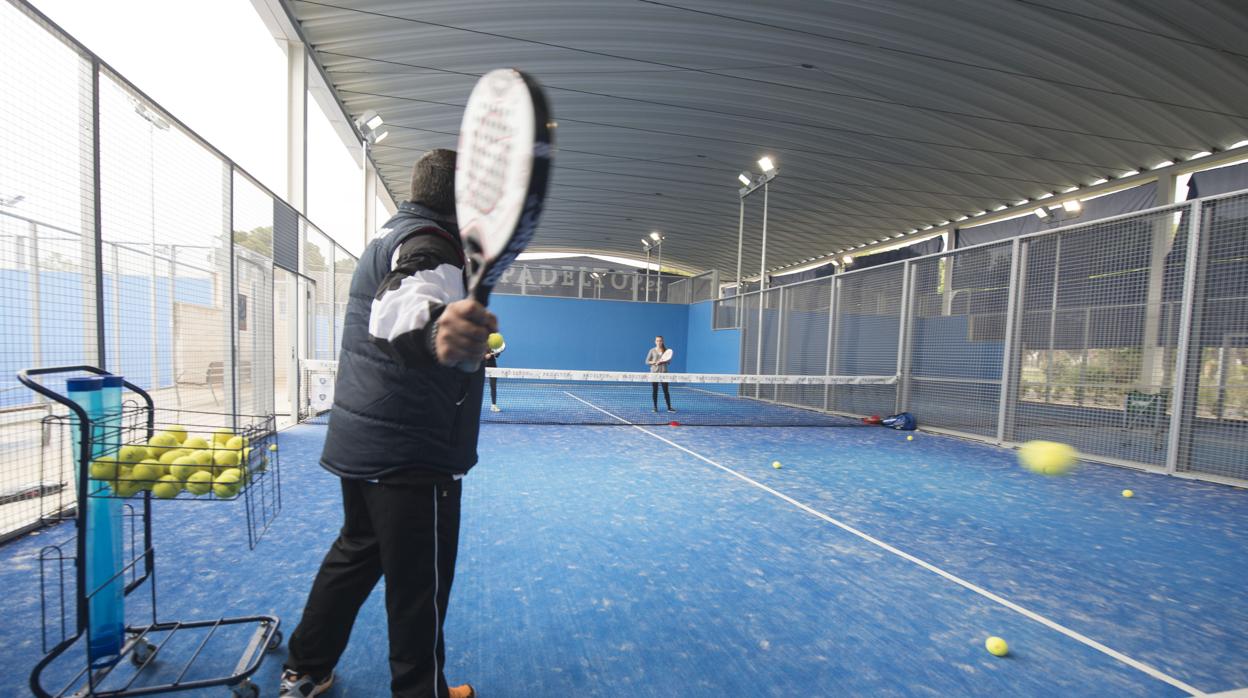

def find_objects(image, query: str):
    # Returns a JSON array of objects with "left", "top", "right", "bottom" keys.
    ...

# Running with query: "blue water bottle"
[{"left": 68, "top": 376, "right": 125, "bottom": 663}]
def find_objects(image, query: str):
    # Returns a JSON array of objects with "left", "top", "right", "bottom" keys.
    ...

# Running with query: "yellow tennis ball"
[
  {"left": 268, "top": 443, "right": 278, "bottom": 452},
  {"left": 906, "top": 435, "right": 913, "bottom": 441},
  {"left": 212, "top": 427, "right": 235, "bottom": 446},
  {"left": 169, "top": 457, "right": 200, "bottom": 481},
  {"left": 118, "top": 444, "right": 149, "bottom": 466},
  {"left": 90, "top": 455, "right": 120, "bottom": 481},
  {"left": 1018, "top": 440, "right": 1078, "bottom": 476},
  {"left": 488, "top": 332, "right": 504, "bottom": 350},
  {"left": 183, "top": 436, "right": 210, "bottom": 450},
  {"left": 146, "top": 432, "right": 179, "bottom": 458},
  {"left": 214, "top": 449, "right": 240, "bottom": 468},
  {"left": 186, "top": 470, "right": 213, "bottom": 496},
  {"left": 159, "top": 448, "right": 190, "bottom": 466},
  {"left": 192, "top": 449, "right": 214, "bottom": 467},
  {"left": 165, "top": 425, "right": 188, "bottom": 444},
  {"left": 772, "top": 461, "right": 782, "bottom": 469},
  {"left": 152, "top": 474, "right": 183, "bottom": 499},
  {"left": 985, "top": 636, "right": 1009, "bottom": 656},
  {"left": 213, "top": 470, "right": 242, "bottom": 499},
  {"left": 1122, "top": 489, "right": 1134, "bottom": 498},
  {"left": 128, "top": 461, "right": 161, "bottom": 488}
]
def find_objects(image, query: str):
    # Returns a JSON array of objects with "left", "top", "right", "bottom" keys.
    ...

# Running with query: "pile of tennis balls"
[{"left": 89, "top": 425, "right": 268, "bottom": 500}]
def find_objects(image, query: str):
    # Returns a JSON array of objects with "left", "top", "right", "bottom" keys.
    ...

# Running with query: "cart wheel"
[
  {"left": 267, "top": 629, "right": 283, "bottom": 651},
  {"left": 131, "top": 640, "right": 157, "bottom": 666},
  {"left": 230, "top": 679, "right": 259, "bottom": 698}
]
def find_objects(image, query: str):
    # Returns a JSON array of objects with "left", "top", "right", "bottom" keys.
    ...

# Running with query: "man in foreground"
[{"left": 281, "top": 149, "right": 490, "bottom": 698}]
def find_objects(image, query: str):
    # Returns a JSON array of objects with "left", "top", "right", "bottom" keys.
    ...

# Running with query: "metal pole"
[
  {"left": 1165, "top": 200, "right": 1205, "bottom": 475},
  {"left": 997, "top": 238, "right": 1025, "bottom": 443},
  {"left": 755, "top": 180, "right": 769, "bottom": 384},
  {"left": 645, "top": 247, "right": 652, "bottom": 302},
  {"left": 760, "top": 180, "right": 769, "bottom": 292},
  {"left": 656, "top": 241, "right": 663, "bottom": 303},
  {"left": 894, "top": 261, "right": 913, "bottom": 414},
  {"left": 736, "top": 196, "right": 744, "bottom": 292}
]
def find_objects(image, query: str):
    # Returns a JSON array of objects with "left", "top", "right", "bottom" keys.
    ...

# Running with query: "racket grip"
[{"left": 456, "top": 359, "right": 482, "bottom": 374}]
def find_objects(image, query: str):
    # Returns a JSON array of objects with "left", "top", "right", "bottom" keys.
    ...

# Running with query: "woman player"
[{"left": 645, "top": 335, "right": 676, "bottom": 413}]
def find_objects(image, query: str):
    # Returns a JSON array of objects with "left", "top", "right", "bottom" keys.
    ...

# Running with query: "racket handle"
[{"left": 456, "top": 359, "right": 481, "bottom": 374}]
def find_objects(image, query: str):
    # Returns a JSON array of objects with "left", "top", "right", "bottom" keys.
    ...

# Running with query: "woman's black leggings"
[{"left": 651, "top": 382, "right": 671, "bottom": 409}]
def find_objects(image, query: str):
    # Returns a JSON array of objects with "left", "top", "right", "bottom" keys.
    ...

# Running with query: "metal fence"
[
  {"left": 0, "top": 2, "right": 357, "bottom": 540},
  {"left": 723, "top": 192, "right": 1248, "bottom": 485}
]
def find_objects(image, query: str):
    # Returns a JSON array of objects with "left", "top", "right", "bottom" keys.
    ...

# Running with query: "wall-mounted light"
[
  {"left": 1033, "top": 207, "right": 1049, "bottom": 219},
  {"left": 1063, "top": 200, "right": 1082, "bottom": 214},
  {"left": 758, "top": 156, "right": 775, "bottom": 173},
  {"left": 738, "top": 173, "right": 751, "bottom": 186}
]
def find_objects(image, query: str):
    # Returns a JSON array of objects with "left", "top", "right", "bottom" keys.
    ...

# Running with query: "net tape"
[{"left": 486, "top": 368, "right": 898, "bottom": 385}]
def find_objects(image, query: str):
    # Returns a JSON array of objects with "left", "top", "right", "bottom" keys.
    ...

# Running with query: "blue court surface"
[{"left": 2, "top": 413, "right": 1247, "bottom": 696}]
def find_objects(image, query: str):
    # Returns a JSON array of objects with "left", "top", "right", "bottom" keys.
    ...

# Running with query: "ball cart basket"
[{"left": 18, "top": 366, "right": 283, "bottom": 698}]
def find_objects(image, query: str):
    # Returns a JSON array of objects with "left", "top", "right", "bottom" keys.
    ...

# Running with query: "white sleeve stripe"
[{"left": 368, "top": 263, "right": 465, "bottom": 342}]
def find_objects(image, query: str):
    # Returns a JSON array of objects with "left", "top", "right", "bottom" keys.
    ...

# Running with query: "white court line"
[{"left": 562, "top": 391, "right": 1206, "bottom": 697}]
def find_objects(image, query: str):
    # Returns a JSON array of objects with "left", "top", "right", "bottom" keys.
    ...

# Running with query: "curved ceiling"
[{"left": 288, "top": 0, "right": 1248, "bottom": 276}]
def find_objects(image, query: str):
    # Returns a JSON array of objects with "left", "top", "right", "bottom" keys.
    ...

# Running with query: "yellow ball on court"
[
  {"left": 1122, "top": 489, "right": 1134, "bottom": 498},
  {"left": 772, "top": 461, "right": 782, "bottom": 469},
  {"left": 488, "top": 332, "right": 505, "bottom": 350},
  {"left": 906, "top": 435, "right": 913, "bottom": 441},
  {"left": 1018, "top": 440, "right": 1078, "bottom": 476},
  {"left": 985, "top": 636, "right": 1009, "bottom": 656}
]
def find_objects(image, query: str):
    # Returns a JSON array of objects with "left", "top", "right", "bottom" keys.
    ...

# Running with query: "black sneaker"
[
  {"left": 666, "top": 407, "right": 677, "bottom": 412},
  {"left": 279, "top": 669, "right": 334, "bottom": 697}
]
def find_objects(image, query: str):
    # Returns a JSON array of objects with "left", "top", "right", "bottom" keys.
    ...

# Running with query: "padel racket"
[
  {"left": 455, "top": 68, "right": 554, "bottom": 371},
  {"left": 659, "top": 348, "right": 673, "bottom": 364}
]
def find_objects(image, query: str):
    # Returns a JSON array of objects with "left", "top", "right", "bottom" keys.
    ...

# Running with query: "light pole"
[
  {"left": 641, "top": 239, "right": 652, "bottom": 302},
  {"left": 737, "top": 157, "right": 778, "bottom": 331},
  {"left": 649, "top": 231, "right": 666, "bottom": 302}
]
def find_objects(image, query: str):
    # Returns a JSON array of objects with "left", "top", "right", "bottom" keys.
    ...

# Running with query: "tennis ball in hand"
[
  {"left": 213, "top": 470, "right": 242, "bottom": 498},
  {"left": 1122, "top": 489, "right": 1134, "bottom": 498},
  {"left": 152, "top": 475, "right": 183, "bottom": 499},
  {"left": 488, "top": 332, "right": 504, "bottom": 350},
  {"left": 985, "top": 636, "right": 1009, "bottom": 656},
  {"left": 1018, "top": 440, "right": 1078, "bottom": 476},
  {"left": 165, "top": 425, "right": 188, "bottom": 444},
  {"left": 186, "top": 470, "right": 213, "bottom": 496}
]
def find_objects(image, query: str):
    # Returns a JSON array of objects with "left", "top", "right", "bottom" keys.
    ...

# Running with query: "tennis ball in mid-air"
[
  {"left": 488, "top": 332, "right": 504, "bottom": 350},
  {"left": 268, "top": 443, "right": 278, "bottom": 452},
  {"left": 1018, "top": 440, "right": 1078, "bottom": 476},
  {"left": 1122, "top": 489, "right": 1134, "bottom": 498},
  {"left": 213, "top": 470, "right": 242, "bottom": 498},
  {"left": 183, "top": 436, "right": 210, "bottom": 450},
  {"left": 906, "top": 435, "right": 914, "bottom": 441},
  {"left": 186, "top": 470, "right": 213, "bottom": 496},
  {"left": 985, "top": 636, "right": 1009, "bottom": 657},
  {"left": 772, "top": 461, "right": 782, "bottom": 469},
  {"left": 152, "top": 475, "right": 182, "bottom": 499},
  {"left": 165, "top": 425, "right": 188, "bottom": 444}
]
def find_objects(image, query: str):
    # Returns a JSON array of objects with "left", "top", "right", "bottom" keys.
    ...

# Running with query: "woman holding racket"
[{"left": 646, "top": 335, "right": 676, "bottom": 413}]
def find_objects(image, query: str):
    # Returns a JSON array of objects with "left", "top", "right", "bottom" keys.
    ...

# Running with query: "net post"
[
  {"left": 996, "top": 237, "right": 1025, "bottom": 443},
  {"left": 1165, "top": 200, "right": 1205, "bottom": 475},
  {"left": 894, "top": 260, "right": 914, "bottom": 414}
]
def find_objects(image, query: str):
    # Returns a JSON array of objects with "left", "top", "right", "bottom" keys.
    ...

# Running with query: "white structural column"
[
  {"left": 285, "top": 40, "right": 307, "bottom": 212},
  {"left": 363, "top": 154, "right": 377, "bottom": 244},
  {"left": 1140, "top": 173, "right": 1176, "bottom": 392}
]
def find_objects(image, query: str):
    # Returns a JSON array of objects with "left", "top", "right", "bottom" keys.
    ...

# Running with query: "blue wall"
[
  {"left": 489, "top": 295, "right": 690, "bottom": 372},
  {"left": 685, "top": 300, "right": 740, "bottom": 374}
]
